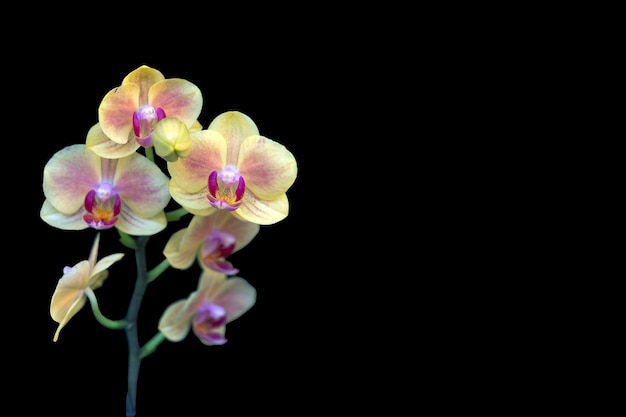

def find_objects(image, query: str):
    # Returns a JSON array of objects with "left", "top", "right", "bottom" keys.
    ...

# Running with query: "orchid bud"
[{"left": 152, "top": 117, "right": 192, "bottom": 162}]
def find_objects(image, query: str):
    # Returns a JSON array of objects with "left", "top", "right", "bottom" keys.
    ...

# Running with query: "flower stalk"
[
  {"left": 84, "top": 289, "right": 128, "bottom": 329},
  {"left": 125, "top": 235, "right": 149, "bottom": 417}
]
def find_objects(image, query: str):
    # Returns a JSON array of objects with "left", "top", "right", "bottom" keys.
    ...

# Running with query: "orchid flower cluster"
[{"left": 40, "top": 65, "right": 297, "bottom": 416}]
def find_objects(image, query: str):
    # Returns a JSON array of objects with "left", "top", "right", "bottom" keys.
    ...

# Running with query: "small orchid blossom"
[
  {"left": 50, "top": 233, "right": 125, "bottom": 342},
  {"left": 167, "top": 111, "right": 298, "bottom": 225},
  {"left": 97, "top": 65, "right": 202, "bottom": 153},
  {"left": 163, "top": 210, "right": 259, "bottom": 274},
  {"left": 158, "top": 269, "right": 256, "bottom": 346},
  {"left": 41, "top": 144, "right": 171, "bottom": 236}
]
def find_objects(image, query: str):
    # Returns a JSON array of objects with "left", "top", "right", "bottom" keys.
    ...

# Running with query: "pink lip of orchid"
[
  {"left": 206, "top": 166, "right": 246, "bottom": 211},
  {"left": 167, "top": 110, "right": 298, "bottom": 225},
  {"left": 97, "top": 65, "right": 203, "bottom": 152},
  {"left": 50, "top": 233, "right": 125, "bottom": 342},
  {"left": 40, "top": 144, "right": 172, "bottom": 236},
  {"left": 158, "top": 269, "right": 256, "bottom": 346},
  {"left": 163, "top": 210, "right": 260, "bottom": 275}
]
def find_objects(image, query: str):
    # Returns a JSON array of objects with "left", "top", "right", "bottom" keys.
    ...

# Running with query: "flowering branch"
[{"left": 42, "top": 64, "right": 298, "bottom": 415}]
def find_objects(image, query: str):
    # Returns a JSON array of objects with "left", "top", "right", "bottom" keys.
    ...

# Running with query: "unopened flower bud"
[{"left": 152, "top": 117, "right": 192, "bottom": 162}]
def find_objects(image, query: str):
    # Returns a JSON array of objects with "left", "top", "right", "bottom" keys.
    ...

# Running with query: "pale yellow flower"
[
  {"left": 164, "top": 210, "right": 259, "bottom": 274},
  {"left": 158, "top": 269, "right": 256, "bottom": 345},
  {"left": 167, "top": 111, "right": 297, "bottom": 225},
  {"left": 50, "top": 233, "right": 124, "bottom": 342}
]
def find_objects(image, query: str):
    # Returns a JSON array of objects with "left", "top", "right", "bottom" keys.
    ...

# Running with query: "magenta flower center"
[
  {"left": 207, "top": 165, "right": 245, "bottom": 211},
  {"left": 193, "top": 301, "right": 227, "bottom": 345},
  {"left": 133, "top": 105, "right": 166, "bottom": 147},
  {"left": 200, "top": 230, "right": 238, "bottom": 274},
  {"left": 83, "top": 182, "right": 121, "bottom": 230}
]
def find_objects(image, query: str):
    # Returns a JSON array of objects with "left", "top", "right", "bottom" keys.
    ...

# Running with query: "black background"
[{"left": 6, "top": 7, "right": 592, "bottom": 415}]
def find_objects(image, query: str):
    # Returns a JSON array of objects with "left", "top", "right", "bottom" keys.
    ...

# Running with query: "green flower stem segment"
[
  {"left": 145, "top": 146, "right": 155, "bottom": 163},
  {"left": 125, "top": 235, "right": 150, "bottom": 417},
  {"left": 140, "top": 332, "right": 167, "bottom": 359},
  {"left": 85, "top": 289, "right": 128, "bottom": 329},
  {"left": 118, "top": 230, "right": 138, "bottom": 250},
  {"left": 147, "top": 259, "right": 170, "bottom": 284},
  {"left": 165, "top": 207, "right": 189, "bottom": 222}
]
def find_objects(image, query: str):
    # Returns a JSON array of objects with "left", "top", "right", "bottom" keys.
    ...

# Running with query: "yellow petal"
[
  {"left": 91, "top": 253, "right": 125, "bottom": 280},
  {"left": 158, "top": 299, "right": 189, "bottom": 341},
  {"left": 121, "top": 65, "right": 165, "bottom": 102},
  {"left": 116, "top": 209, "right": 167, "bottom": 236},
  {"left": 158, "top": 288, "right": 208, "bottom": 342},
  {"left": 163, "top": 228, "right": 197, "bottom": 269},
  {"left": 114, "top": 153, "right": 171, "bottom": 217},
  {"left": 208, "top": 276, "right": 256, "bottom": 323},
  {"left": 98, "top": 83, "right": 140, "bottom": 144},
  {"left": 150, "top": 79, "right": 203, "bottom": 128},
  {"left": 86, "top": 123, "right": 140, "bottom": 159},
  {"left": 167, "top": 129, "right": 227, "bottom": 192},
  {"left": 43, "top": 145, "right": 101, "bottom": 214},
  {"left": 87, "top": 233, "right": 101, "bottom": 268},
  {"left": 207, "top": 111, "right": 259, "bottom": 152},
  {"left": 168, "top": 179, "right": 215, "bottom": 216},
  {"left": 233, "top": 193, "right": 289, "bottom": 225},
  {"left": 238, "top": 135, "right": 298, "bottom": 200},
  {"left": 40, "top": 199, "right": 88, "bottom": 230},
  {"left": 52, "top": 296, "right": 87, "bottom": 342},
  {"left": 50, "top": 261, "right": 90, "bottom": 322}
]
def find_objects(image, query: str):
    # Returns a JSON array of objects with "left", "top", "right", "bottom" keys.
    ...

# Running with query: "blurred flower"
[
  {"left": 41, "top": 144, "right": 171, "bottom": 235},
  {"left": 158, "top": 269, "right": 256, "bottom": 346},
  {"left": 167, "top": 110, "right": 298, "bottom": 225},
  {"left": 50, "top": 233, "right": 124, "bottom": 342},
  {"left": 163, "top": 210, "right": 259, "bottom": 274}
]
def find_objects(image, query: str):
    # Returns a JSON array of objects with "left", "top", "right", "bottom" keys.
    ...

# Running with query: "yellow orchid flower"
[
  {"left": 41, "top": 144, "right": 171, "bottom": 236},
  {"left": 163, "top": 210, "right": 259, "bottom": 274},
  {"left": 96, "top": 65, "right": 202, "bottom": 156},
  {"left": 50, "top": 233, "right": 125, "bottom": 342},
  {"left": 167, "top": 111, "right": 298, "bottom": 225},
  {"left": 158, "top": 269, "right": 256, "bottom": 346}
]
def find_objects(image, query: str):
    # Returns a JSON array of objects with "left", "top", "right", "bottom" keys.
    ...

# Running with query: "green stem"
[
  {"left": 84, "top": 288, "right": 128, "bottom": 329},
  {"left": 140, "top": 332, "right": 167, "bottom": 359},
  {"left": 166, "top": 207, "right": 189, "bottom": 222},
  {"left": 145, "top": 146, "right": 155, "bottom": 163},
  {"left": 118, "top": 230, "right": 138, "bottom": 250},
  {"left": 147, "top": 259, "right": 171, "bottom": 284},
  {"left": 125, "top": 235, "right": 150, "bottom": 417}
]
